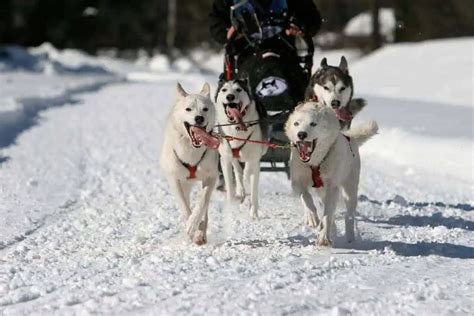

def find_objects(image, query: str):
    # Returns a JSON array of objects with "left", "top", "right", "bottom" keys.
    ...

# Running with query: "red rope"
[{"left": 222, "top": 135, "right": 288, "bottom": 149}]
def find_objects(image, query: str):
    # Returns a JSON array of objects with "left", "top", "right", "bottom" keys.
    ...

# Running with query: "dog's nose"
[
  {"left": 331, "top": 100, "right": 341, "bottom": 108},
  {"left": 226, "top": 94, "right": 236, "bottom": 102},
  {"left": 194, "top": 116, "right": 205, "bottom": 125},
  {"left": 297, "top": 131, "right": 308, "bottom": 140}
]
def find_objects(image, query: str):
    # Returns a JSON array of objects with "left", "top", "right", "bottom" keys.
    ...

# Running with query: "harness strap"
[
  {"left": 227, "top": 132, "right": 254, "bottom": 158},
  {"left": 309, "top": 136, "right": 352, "bottom": 188},
  {"left": 311, "top": 165, "right": 324, "bottom": 188},
  {"left": 173, "top": 149, "right": 207, "bottom": 179}
]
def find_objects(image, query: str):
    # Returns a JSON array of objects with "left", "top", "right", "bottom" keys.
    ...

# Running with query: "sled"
[{"left": 224, "top": 0, "right": 315, "bottom": 178}]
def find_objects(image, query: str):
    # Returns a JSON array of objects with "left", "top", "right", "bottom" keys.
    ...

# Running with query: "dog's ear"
[
  {"left": 177, "top": 83, "right": 188, "bottom": 99},
  {"left": 237, "top": 73, "right": 250, "bottom": 88},
  {"left": 218, "top": 72, "right": 225, "bottom": 85},
  {"left": 339, "top": 56, "right": 349, "bottom": 74},
  {"left": 320, "top": 58, "right": 328, "bottom": 67},
  {"left": 200, "top": 82, "right": 211, "bottom": 98}
]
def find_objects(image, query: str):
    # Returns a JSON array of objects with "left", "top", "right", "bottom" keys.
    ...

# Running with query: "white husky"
[
  {"left": 215, "top": 79, "right": 266, "bottom": 219},
  {"left": 160, "top": 83, "right": 220, "bottom": 245},
  {"left": 285, "top": 102, "right": 378, "bottom": 246}
]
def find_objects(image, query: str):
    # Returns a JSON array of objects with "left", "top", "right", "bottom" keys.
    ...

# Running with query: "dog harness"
[
  {"left": 308, "top": 136, "right": 352, "bottom": 188},
  {"left": 173, "top": 149, "right": 207, "bottom": 179},
  {"left": 311, "top": 166, "right": 324, "bottom": 188},
  {"left": 226, "top": 132, "right": 254, "bottom": 159}
]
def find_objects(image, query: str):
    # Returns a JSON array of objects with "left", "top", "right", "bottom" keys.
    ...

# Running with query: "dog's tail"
[
  {"left": 348, "top": 98, "right": 367, "bottom": 116},
  {"left": 344, "top": 120, "right": 379, "bottom": 146}
]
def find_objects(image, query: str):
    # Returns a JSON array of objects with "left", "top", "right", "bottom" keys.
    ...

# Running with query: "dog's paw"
[
  {"left": 236, "top": 194, "right": 246, "bottom": 204},
  {"left": 185, "top": 216, "right": 201, "bottom": 240},
  {"left": 249, "top": 206, "right": 259, "bottom": 220},
  {"left": 316, "top": 237, "right": 332, "bottom": 247},
  {"left": 193, "top": 231, "right": 207, "bottom": 246},
  {"left": 236, "top": 187, "right": 245, "bottom": 199},
  {"left": 304, "top": 212, "right": 319, "bottom": 228}
]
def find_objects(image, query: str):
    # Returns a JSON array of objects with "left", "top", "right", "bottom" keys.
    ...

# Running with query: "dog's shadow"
[
  {"left": 228, "top": 233, "right": 474, "bottom": 259},
  {"left": 228, "top": 234, "right": 313, "bottom": 249},
  {"left": 334, "top": 238, "right": 474, "bottom": 259},
  {"left": 361, "top": 212, "right": 474, "bottom": 231}
]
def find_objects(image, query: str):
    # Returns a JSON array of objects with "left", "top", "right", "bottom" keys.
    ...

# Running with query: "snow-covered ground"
[{"left": 0, "top": 39, "right": 473, "bottom": 315}]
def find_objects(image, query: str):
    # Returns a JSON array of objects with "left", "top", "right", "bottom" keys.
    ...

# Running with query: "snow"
[
  {"left": 344, "top": 8, "right": 396, "bottom": 42},
  {"left": 1, "top": 40, "right": 473, "bottom": 315},
  {"left": 351, "top": 38, "right": 474, "bottom": 107}
]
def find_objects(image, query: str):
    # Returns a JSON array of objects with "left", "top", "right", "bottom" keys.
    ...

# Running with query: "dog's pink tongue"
[
  {"left": 335, "top": 107, "right": 353, "bottom": 122},
  {"left": 190, "top": 127, "right": 220, "bottom": 149},
  {"left": 300, "top": 142, "right": 310, "bottom": 160},
  {"left": 227, "top": 107, "right": 247, "bottom": 131}
]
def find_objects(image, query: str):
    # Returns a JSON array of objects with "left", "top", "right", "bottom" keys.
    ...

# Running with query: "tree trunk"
[
  {"left": 370, "top": 0, "right": 382, "bottom": 50},
  {"left": 166, "top": 0, "right": 177, "bottom": 54}
]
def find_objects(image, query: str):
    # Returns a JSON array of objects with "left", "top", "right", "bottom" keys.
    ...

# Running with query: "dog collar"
[
  {"left": 226, "top": 132, "right": 254, "bottom": 159},
  {"left": 173, "top": 149, "right": 207, "bottom": 179}
]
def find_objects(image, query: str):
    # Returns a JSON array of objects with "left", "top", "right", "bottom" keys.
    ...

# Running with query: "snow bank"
[
  {"left": 344, "top": 8, "right": 396, "bottom": 42},
  {"left": 0, "top": 43, "right": 113, "bottom": 75},
  {"left": 351, "top": 38, "right": 474, "bottom": 107}
]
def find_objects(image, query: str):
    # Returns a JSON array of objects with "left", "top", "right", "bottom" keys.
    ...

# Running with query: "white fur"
[
  {"left": 285, "top": 102, "right": 378, "bottom": 246},
  {"left": 313, "top": 80, "right": 352, "bottom": 109},
  {"left": 216, "top": 81, "right": 267, "bottom": 219},
  {"left": 160, "top": 82, "right": 218, "bottom": 245}
]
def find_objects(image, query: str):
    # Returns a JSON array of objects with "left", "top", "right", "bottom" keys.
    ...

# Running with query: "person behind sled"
[{"left": 209, "top": 0, "right": 322, "bottom": 112}]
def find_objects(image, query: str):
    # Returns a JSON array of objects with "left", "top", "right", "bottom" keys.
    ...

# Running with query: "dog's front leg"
[
  {"left": 317, "top": 185, "right": 339, "bottom": 247},
  {"left": 186, "top": 177, "right": 216, "bottom": 244},
  {"left": 300, "top": 189, "right": 320, "bottom": 228},
  {"left": 247, "top": 161, "right": 260, "bottom": 219},
  {"left": 232, "top": 160, "right": 245, "bottom": 202},
  {"left": 194, "top": 209, "right": 209, "bottom": 246},
  {"left": 221, "top": 157, "right": 236, "bottom": 201},
  {"left": 342, "top": 179, "right": 359, "bottom": 243},
  {"left": 168, "top": 177, "right": 191, "bottom": 220}
]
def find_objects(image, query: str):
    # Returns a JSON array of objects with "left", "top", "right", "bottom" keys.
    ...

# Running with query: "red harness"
[
  {"left": 311, "top": 166, "right": 324, "bottom": 188},
  {"left": 227, "top": 132, "right": 253, "bottom": 159},
  {"left": 174, "top": 150, "right": 207, "bottom": 180},
  {"left": 310, "top": 136, "right": 351, "bottom": 188}
]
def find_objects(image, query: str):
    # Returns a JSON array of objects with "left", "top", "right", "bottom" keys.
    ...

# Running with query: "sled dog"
[
  {"left": 215, "top": 78, "right": 266, "bottom": 219},
  {"left": 160, "top": 83, "right": 220, "bottom": 245},
  {"left": 306, "top": 56, "right": 366, "bottom": 129},
  {"left": 285, "top": 101, "right": 378, "bottom": 246}
]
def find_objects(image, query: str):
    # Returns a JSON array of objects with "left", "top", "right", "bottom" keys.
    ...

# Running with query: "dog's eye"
[
  {"left": 185, "top": 108, "right": 192, "bottom": 112},
  {"left": 294, "top": 122, "right": 300, "bottom": 127},
  {"left": 222, "top": 88, "right": 227, "bottom": 92},
  {"left": 203, "top": 108, "right": 209, "bottom": 112},
  {"left": 310, "top": 122, "right": 317, "bottom": 127},
  {"left": 340, "top": 86, "right": 346, "bottom": 91},
  {"left": 236, "top": 88, "right": 242, "bottom": 93},
  {"left": 324, "top": 86, "right": 330, "bottom": 91}
]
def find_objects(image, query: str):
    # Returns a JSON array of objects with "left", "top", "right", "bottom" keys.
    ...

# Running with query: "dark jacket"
[{"left": 209, "top": 0, "right": 322, "bottom": 46}]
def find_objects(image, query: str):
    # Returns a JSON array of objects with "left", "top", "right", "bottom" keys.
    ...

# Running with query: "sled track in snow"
[{"left": 0, "top": 76, "right": 124, "bottom": 154}]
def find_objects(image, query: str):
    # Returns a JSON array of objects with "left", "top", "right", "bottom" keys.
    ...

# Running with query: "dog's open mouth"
[
  {"left": 184, "top": 122, "right": 220, "bottom": 149},
  {"left": 295, "top": 139, "right": 317, "bottom": 163},
  {"left": 224, "top": 102, "right": 248, "bottom": 130},
  {"left": 334, "top": 107, "right": 353, "bottom": 122}
]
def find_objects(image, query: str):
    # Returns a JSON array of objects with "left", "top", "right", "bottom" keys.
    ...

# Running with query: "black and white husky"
[
  {"left": 285, "top": 102, "right": 378, "bottom": 246},
  {"left": 306, "top": 56, "right": 366, "bottom": 129},
  {"left": 215, "top": 79, "right": 267, "bottom": 219},
  {"left": 160, "top": 83, "right": 220, "bottom": 245}
]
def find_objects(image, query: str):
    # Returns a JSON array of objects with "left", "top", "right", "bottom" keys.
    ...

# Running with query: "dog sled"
[{"left": 222, "top": 0, "right": 315, "bottom": 177}]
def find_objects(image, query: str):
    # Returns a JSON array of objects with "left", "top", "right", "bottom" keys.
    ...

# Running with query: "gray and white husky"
[
  {"left": 306, "top": 56, "right": 366, "bottom": 129},
  {"left": 160, "top": 83, "right": 220, "bottom": 245},
  {"left": 285, "top": 102, "right": 378, "bottom": 246},
  {"left": 215, "top": 79, "right": 267, "bottom": 219}
]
